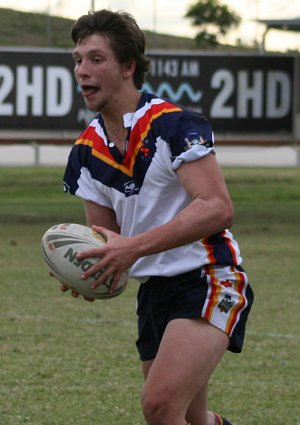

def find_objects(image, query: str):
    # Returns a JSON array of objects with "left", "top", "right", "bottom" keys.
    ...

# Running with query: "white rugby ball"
[{"left": 41, "top": 223, "right": 128, "bottom": 299}]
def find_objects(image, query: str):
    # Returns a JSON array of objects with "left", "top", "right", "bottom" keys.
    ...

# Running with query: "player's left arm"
[
  {"left": 78, "top": 153, "right": 234, "bottom": 289},
  {"left": 175, "top": 152, "right": 234, "bottom": 239},
  {"left": 131, "top": 152, "right": 234, "bottom": 253}
]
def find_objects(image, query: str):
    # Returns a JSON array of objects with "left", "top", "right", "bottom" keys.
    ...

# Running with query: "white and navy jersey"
[{"left": 64, "top": 92, "right": 242, "bottom": 281}]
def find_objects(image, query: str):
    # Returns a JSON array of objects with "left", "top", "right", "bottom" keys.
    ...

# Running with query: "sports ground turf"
[{"left": 0, "top": 166, "right": 299, "bottom": 425}]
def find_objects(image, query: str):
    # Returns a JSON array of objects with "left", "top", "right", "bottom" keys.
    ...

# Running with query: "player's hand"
[
  {"left": 48, "top": 271, "right": 95, "bottom": 302},
  {"left": 76, "top": 225, "right": 138, "bottom": 292}
]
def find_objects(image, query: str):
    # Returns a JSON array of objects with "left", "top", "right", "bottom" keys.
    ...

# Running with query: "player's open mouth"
[{"left": 81, "top": 85, "right": 99, "bottom": 97}]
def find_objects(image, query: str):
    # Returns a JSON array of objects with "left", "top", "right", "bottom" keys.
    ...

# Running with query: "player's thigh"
[{"left": 143, "top": 318, "right": 229, "bottom": 406}]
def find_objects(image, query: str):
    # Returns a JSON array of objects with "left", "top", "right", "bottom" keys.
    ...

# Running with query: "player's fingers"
[
  {"left": 60, "top": 283, "right": 94, "bottom": 302},
  {"left": 108, "top": 271, "right": 124, "bottom": 294},
  {"left": 71, "top": 290, "right": 80, "bottom": 298},
  {"left": 80, "top": 256, "right": 109, "bottom": 280},
  {"left": 89, "top": 266, "right": 114, "bottom": 289},
  {"left": 83, "top": 296, "right": 95, "bottom": 302},
  {"left": 76, "top": 247, "right": 104, "bottom": 261},
  {"left": 60, "top": 284, "right": 69, "bottom": 292}
]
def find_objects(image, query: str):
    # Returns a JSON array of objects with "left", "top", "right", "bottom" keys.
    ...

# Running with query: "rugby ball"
[{"left": 41, "top": 223, "right": 128, "bottom": 299}]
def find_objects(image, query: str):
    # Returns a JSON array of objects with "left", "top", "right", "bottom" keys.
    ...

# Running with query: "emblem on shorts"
[
  {"left": 220, "top": 280, "right": 233, "bottom": 288},
  {"left": 218, "top": 294, "right": 235, "bottom": 313}
]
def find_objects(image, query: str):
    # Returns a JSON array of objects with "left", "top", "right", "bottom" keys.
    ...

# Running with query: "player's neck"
[
  {"left": 102, "top": 89, "right": 141, "bottom": 122},
  {"left": 101, "top": 90, "right": 140, "bottom": 153},
  {"left": 102, "top": 116, "right": 130, "bottom": 156}
]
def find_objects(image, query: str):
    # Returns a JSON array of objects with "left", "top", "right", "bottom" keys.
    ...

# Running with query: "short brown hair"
[{"left": 71, "top": 9, "right": 150, "bottom": 89}]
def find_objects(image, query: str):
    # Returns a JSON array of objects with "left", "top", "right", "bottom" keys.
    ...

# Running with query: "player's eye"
[
  {"left": 93, "top": 56, "right": 104, "bottom": 63},
  {"left": 73, "top": 57, "right": 82, "bottom": 65}
]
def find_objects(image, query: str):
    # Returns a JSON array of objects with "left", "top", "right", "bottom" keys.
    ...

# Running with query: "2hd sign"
[{"left": 0, "top": 48, "right": 294, "bottom": 134}]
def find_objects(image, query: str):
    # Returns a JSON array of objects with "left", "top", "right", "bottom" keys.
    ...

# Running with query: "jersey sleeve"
[
  {"left": 63, "top": 144, "right": 113, "bottom": 209},
  {"left": 168, "top": 112, "right": 215, "bottom": 171}
]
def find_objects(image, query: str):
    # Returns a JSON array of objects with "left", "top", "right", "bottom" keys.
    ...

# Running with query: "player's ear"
[{"left": 123, "top": 59, "right": 136, "bottom": 78}]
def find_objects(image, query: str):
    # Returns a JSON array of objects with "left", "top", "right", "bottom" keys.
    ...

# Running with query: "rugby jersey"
[{"left": 63, "top": 92, "right": 242, "bottom": 280}]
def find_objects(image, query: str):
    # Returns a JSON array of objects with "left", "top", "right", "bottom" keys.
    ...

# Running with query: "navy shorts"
[{"left": 136, "top": 265, "right": 254, "bottom": 361}]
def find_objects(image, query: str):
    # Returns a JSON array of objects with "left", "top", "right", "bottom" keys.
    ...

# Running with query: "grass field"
[{"left": 0, "top": 166, "right": 299, "bottom": 425}]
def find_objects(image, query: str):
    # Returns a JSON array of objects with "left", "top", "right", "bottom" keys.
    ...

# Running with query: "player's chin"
[
  {"left": 83, "top": 101, "right": 99, "bottom": 112},
  {"left": 83, "top": 96, "right": 103, "bottom": 112}
]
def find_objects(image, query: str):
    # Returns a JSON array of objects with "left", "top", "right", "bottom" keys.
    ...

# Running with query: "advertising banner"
[
  {"left": 0, "top": 48, "right": 294, "bottom": 136},
  {"left": 146, "top": 53, "right": 294, "bottom": 133}
]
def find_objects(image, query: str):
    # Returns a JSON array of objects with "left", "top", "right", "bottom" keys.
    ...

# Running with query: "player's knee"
[{"left": 141, "top": 386, "right": 176, "bottom": 424}]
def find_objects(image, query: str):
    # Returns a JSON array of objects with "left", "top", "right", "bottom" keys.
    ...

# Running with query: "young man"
[{"left": 63, "top": 9, "right": 253, "bottom": 425}]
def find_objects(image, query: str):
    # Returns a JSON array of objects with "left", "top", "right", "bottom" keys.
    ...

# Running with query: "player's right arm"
[
  {"left": 58, "top": 200, "right": 119, "bottom": 300},
  {"left": 84, "top": 200, "right": 120, "bottom": 233}
]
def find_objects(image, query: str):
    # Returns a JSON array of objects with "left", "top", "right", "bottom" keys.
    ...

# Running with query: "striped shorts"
[{"left": 136, "top": 265, "right": 254, "bottom": 361}]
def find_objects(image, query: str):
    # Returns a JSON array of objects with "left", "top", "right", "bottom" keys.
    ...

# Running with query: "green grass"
[{"left": 0, "top": 166, "right": 299, "bottom": 425}]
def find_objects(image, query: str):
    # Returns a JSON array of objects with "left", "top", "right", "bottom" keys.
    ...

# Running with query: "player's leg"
[
  {"left": 184, "top": 414, "right": 234, "bottom": 425},
  {"left": 185, "top": 387, "right": 234, "bottom": 424},
  {"left": 140, "top": 317, "right": 229, "bottom": 425},
  {"left": 142, "top": 362, "right": 213, "bottom": 425},
  {"left": 184, "top": 381, "right": 209, "bottom": 424},
  {"left": 140, "top": 335, "right": 233, "bottom": 425},
  {"left": 141, "top": 359, "right": 154, "bottom": 380}
]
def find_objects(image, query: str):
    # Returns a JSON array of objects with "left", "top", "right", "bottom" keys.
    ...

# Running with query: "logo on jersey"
[
  {"left": 140, "top": 138, "right": 152, "bottom": 162},
  {"left": 63, "top": 181, "right": 71, "bottom": 193},
  {"left": 124, "top": 180, "right": 139, "bottom": 196},
  {"left": 184, "top": 129, "right": 213, "bottom": 150}
]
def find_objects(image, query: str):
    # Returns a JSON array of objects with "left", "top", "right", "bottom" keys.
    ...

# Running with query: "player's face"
[{"left": 73, "top": 34, "right": 128, "bottom": 112}]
